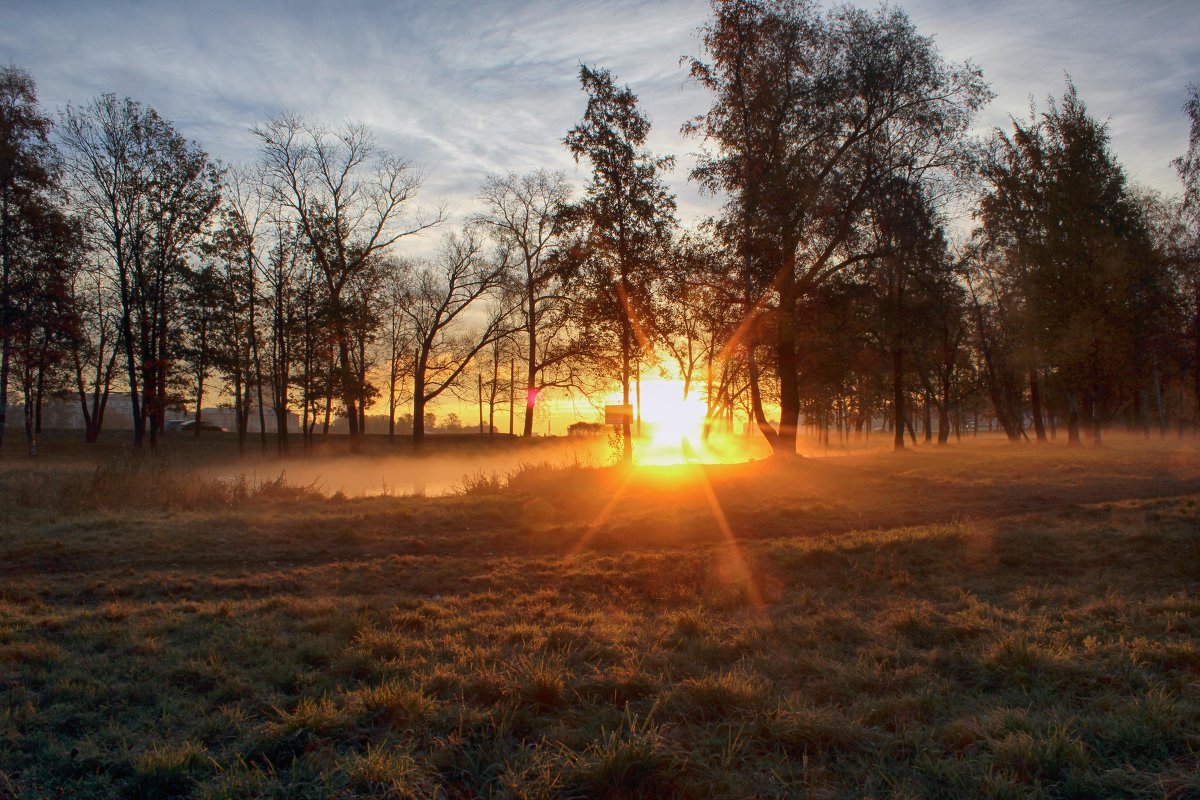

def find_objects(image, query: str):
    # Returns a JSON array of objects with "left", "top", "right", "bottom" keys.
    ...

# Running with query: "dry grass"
[{"left": 0, "top": 434, "right": 1199, "bottom": 798}]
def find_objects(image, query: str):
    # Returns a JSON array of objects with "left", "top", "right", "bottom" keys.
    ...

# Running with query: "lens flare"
[{"left": 605, "top": 379, "right": 759, "bottom": 465}]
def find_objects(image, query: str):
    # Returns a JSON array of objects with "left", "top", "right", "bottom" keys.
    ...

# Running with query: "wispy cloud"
[{"left": 3, "top": 0, "right": 1196, "bottom": 252}]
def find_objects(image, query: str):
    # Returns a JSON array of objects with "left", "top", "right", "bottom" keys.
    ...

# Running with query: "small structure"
[{"left": 604, "top": 404, "right": 633, "bottom": 426}]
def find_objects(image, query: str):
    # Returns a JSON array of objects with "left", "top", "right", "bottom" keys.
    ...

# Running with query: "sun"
[{"left": 604, "top": 379, "right": 755, "bottom": 465}]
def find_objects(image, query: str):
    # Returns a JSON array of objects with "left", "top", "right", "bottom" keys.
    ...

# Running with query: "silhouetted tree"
[
  {"left": 474, "top": 170, "right": 581, "bottom": 437},
  {"left": 254, "top": 114, "right": 442, "bottom": 451},
  {"left": 261, "top": 206, "right": 304, "bottom": 454},
  {"left": 60, "top": 94, "right": 222, "bottom": 449},
  {"left": 402, "top": 232, "right": 512, "bottom": 452},
  {"left": 564, "top": 65, "right": 676, "bottom": 463},
  {"left": 0, "top": 65, "right": 58, "bottom": 454},
  {"left": 687, "top": 0, "right": 989, "bottom": 456},
  {"left": 179, "top": 262, "right": 222, "bottom": 436},
  {"left": 69, "top": 256, "right": 120, "bottom": 443},
  {"left": 7, "top": 194, "right": 83, "bottom": 455},
  {"left": 978, "top": 82, "right": 1169, "bottom": 445},
  {"left": 378, "top": 257, "right": 412, "bottom": 443},
  {"left": 1173, "top": 84, "right": 1200, "bottom": 429}
]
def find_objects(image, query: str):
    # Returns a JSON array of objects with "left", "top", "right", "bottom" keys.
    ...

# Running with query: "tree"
[
  {"left": 474, "top": 170, "right": 581, "bottom": 437},
  {"left": 564, "top": 65, "right": 676, "bottom": 463},
  {"left": 687, "top": 0, "right": 989, "bottom": 456},
  {"left": 69, "top": 256, "right": 120, "bottom": 443},
  {"left": 1173, "top": 84, "right": 1200, "bottom": 429},
  {"left": 0, "top": 65, "right": 57, "bottom": 454},
  {"left": 254, "top": 114, "right": 442, "bottom": 451},
  {"left": 179, "top": 262, "right": 222, "bottom": 437},
  {"left": 378, "top": 257, "right": 412, "bottom": 443},
  {"left": 221, "top": 167, "right": 272, "bottom": 451},
  {"left": 978, "top": 81, "right": 1169, "bottom": 445},
  {"left": 402, "top": 232, "right": 511, "bottom": 452},
  {"left": 6, "top": 194, "right": 82, "bottom": 455},
  {"left": 655, "top": 230, "right": 749, "bottom": 437},
  {"left": 60, "top": 94, "right": 222, "bottom": 449},
  {"left": 1175, "top": 84, "right": 1200, "bottom": 213},
  {"left": 261, "top": 205, "right": 304, "bottom": 454},
  {"left": 867, "top": 177, "right": 951, "bottom": 449}
]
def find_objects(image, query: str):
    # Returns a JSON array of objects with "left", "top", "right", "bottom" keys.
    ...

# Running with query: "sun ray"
[
  {"left": 566, "top": 464, "right": 639, "bottom": 557},
  {"left": 694, "top": 466, "right": 766, "bottom": 609},
  {"left": 612, "top": 276, "right": 655, "bottom": 355},
  {"left": 713, "top": 259, "right": 794, "bottom": 364}
]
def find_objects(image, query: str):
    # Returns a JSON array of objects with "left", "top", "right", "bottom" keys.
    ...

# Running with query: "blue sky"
[{"left": 4, "top": 0, "right": 1198, "bottom": 252}]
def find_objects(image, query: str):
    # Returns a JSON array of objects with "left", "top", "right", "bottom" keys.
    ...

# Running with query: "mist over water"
[
  {"left": 208, "top": 437, "right": 614, "bottom": 497},
  {"left": 202, "top": 429, "right": 780, "bottom": 496}
]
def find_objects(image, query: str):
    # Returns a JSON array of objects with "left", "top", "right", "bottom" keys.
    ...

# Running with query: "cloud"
[{"left": 3, "top": 0, "right": 1197, "bottom": 254}]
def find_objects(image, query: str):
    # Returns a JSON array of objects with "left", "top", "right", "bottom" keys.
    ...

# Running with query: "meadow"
[{"left": 1, "top": 432, "right": 1199, "bottom": 798}]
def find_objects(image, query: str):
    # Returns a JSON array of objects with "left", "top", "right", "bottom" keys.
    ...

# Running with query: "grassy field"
[{"left": 1, "top": 433, "right": 1199, "bottom": 798}]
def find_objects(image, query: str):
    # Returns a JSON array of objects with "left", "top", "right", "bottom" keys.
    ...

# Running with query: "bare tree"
[
  {"left": 474, "top": 170, "right": 581, "bottom": 436},
  {"left": 379, "top": 257, "right": 412, "bottom": 443},
  {"left": 69, "top": 258, "right": 119, "bottom": 442},
  {"left": 60, "top": 94, "right": 222, "bottom": 448},
  {"left": 223, "top": 166, "right": 272, "bottom": 451},
  {"left": 253, "top": 114, "right": 442, "bottom": 451},
  {"left": 402, "top": 231, "right": 512, "bottom": 452}
]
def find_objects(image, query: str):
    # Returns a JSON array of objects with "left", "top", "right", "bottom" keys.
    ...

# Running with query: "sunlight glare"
[{"left": 606, "top": 379, "right": 755, "bottom": 465}]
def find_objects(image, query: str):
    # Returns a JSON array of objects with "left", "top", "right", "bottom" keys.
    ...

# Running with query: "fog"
[{"left": 207, "top": 437, "right": 615, "bottom": 497}]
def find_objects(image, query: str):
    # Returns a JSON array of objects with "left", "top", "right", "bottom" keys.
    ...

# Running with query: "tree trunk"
[
  {"left": 122, "top": 308, "right": 143, "bottom": 449},
  {"left": 1066, "top": 390, "right": 1081, "bottom": 446},
  {"left": 892, "top": 350, "right": 905, "bottom": 451},
  {"left": 387, "top": 365, "right": 397, "bottom": 444},
  {"left": 234, "top": 366, "right": 245, "bottom": 456},
  {"left": 523, "top": 295, "right": 537, "bottom": 437},
  {"left": 922, "top": 390, "right": 932, "bottom": 443},
  {"left": 193, "top": 366, "right": 204, "bottom": 438},
  {"left": 412, "top": 370, "right": 426, "bottom": 454},
  {"left": 746, "top": 346, "right": 780, "bottom": 450},
  {"left": 1029, "top": 368, "right": 1047, "bottom": 443},
  {"left": 22, "top": 369, "right": 36, "bottom": 457},
  {"left": 635, "top": 361, "right": 642, "bottom": 438},
  {"left": 322, "top": 349, "right": 334, "bottom": 436},
  {"left": 0, "top": 187, "right": 11, "bottom": 455},
  {"left": 337, "top": 337, "right": 360, "bottom": 451},
  {"left": 938, "top": 372, "right": 952, "bottom": 445},
  {"left": 775, "top": 256, "right": 799, "bottom": 457},
  {"left": 621, "top": 312, "right": 632, "bottom": 463},
  {"left": 33, "top": 362, "right": 45, "bottom": 434}
]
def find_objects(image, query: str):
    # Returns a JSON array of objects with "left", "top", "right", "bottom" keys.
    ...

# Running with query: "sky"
[
  {"left": 3, "top": 0, "right": 1198, "bottom": 431},
  {"left": 4, "top": 0, "right": 1198, "bottom": 254}
]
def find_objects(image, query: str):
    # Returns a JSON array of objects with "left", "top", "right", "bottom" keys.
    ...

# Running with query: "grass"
[{"left": 0, "top": 433, "right": 1199, "bottom": 797}]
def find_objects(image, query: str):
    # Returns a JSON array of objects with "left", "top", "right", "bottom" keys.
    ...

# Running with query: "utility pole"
[{"left": 635, "top": 360, "right": 642, "bottom": 437}]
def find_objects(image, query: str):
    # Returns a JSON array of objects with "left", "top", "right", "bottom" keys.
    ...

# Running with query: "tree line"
[{"left": 2, "top": 0, "right": 1198, "bottom": 460}]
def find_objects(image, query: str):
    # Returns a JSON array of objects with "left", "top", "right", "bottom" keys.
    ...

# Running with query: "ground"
[{"left": 1, "top": 432, "right": 1199, "bottom": 798}]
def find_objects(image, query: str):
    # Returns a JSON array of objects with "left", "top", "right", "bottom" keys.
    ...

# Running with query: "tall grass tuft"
[
  {"left": 556, "top": 705, "right": 689, "bottom": 799},
  {"left": 131, "top": 741, "right": 214, "bottom": 799}
]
